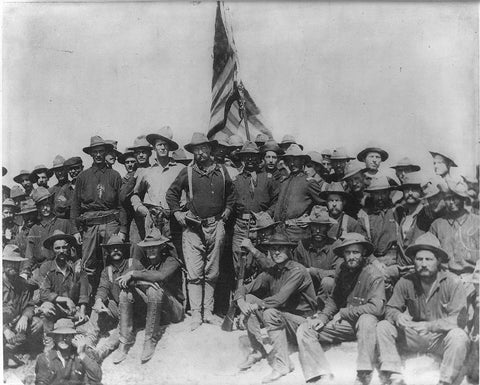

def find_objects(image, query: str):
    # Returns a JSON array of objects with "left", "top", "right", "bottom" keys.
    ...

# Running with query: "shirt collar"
[
  {"left": 152, "top": 158, "right": 177, "bottom": 170},
  {"left": 193, "top": 162, "right": 221, "bottom": 176},
  {"left": 92, "top": 163, "right": 108, "bottom": 173}
]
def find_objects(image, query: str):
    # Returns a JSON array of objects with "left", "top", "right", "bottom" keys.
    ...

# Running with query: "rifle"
[{"left": 222, "top": 216, "right": 252, "bottom": 331}]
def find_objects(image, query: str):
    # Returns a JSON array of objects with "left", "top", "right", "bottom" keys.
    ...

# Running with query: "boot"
[
  {"left": 112, "top": 343, "right": 130, "bottom": 364},
  {"left": 188, "top": 284, "right": 203, "bottom": 331},
  {"left": 141, "top": 300, "right": 162, "bottom": 363}
]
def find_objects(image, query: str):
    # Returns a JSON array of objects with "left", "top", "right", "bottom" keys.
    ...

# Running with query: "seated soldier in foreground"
[
  {"left": 236, "top": 232, "right": 317, "bottom": 384},
  {"left": 35, "top": 318, "right": 102, "bottom": 385},
  {"left": 292, "top": 206, "right": 340, "bottom": 305},
  {"left": 38, "top": 230, "right": 89, "bottom": 340},
  {"left": 3, "top": 244, "right": 42, "bottom": 367},
  {"left": 81, "top": 234, "right": 133, "bottom": 362},
  {"left": 376, "top": 233, "right": 470, "bottom": 385},
  {"left": 114, "top": 228, "right": 184, "bottom": 364},
  {"left": 296, "top": 233, "right": 385, "bottom": 385}
]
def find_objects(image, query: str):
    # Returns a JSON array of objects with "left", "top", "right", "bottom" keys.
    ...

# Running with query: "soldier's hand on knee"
[
  {"left": 15, "top": 315, "right": 28, "bottom": 333},
  {"left": 31, "top": 317, "right": 43, "bottom": 334},
  {"left": 4, "top": 328, "right": 16, "bottom": 344},
  {"left": 38, "top": 302, "right": 56, "bottom": 316},
  {"left": 174, "top": 211, "right": 187, "bottom": 227},
  {"left": 331, "top": 312, "right": 343, "bottom": 327},
  {"left": 116, "top": 271, "right": 134, "bottom": 289},
  {"left": 308, "top": 317, "right": 324, "bottom": 332},
  {"left": 396, "top": 312, "right": 413, "bottom": 329}
]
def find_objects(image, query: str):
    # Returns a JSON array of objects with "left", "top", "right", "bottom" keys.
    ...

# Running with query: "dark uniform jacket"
[
  {"left": 293, "top": 239, "right": 341, "bottom": 282},
  {"left": 274, "top": 172, "right": 324, "bottom": 222},
  {"left": 318, "top": 262, "right": 385, "bottom": 324},
  {"left": 233, "top": 169, "right": 279, "bottom": 218},
  {"left": 237, "top": 259, "right": 317, "bottom": 317},
  {"left": 386, "top": 270, "right": 467, "bottom": 333},
  {"left": 3, "top": 276, "right": 35, "bottom": 326},
  {"left": 35, "top": 348, "right": 102, "bottom": 385}
]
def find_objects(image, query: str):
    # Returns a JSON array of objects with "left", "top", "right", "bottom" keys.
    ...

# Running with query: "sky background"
[{"left": 2, "top": 1, "right": 479, "bottom": 185}]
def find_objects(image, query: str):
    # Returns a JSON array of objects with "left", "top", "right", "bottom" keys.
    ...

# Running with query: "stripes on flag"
[{"left": 208, "top": 2, "right": 272, "bottom": 142}]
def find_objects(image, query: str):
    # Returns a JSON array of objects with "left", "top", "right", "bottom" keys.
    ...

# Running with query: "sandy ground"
[{"left": 3, "top": 315, "right": 474, "bottom": 385}]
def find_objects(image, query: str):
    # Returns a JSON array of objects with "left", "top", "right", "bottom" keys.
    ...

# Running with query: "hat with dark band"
[
  {"left": 138, "top": 228, "right": 170, "bottom": 248},
  {"left": 333, "top": 233, "right": 374, "bottom": 257},
  {"left": 64, "top": 157, "right": 83, "bottom": 169},
  {"left": 128, "top": 135, "right": 152, "bottom": 152},
  {"left": 13, "top": 170, "right": 31, "bottom": 184},
  {"left": 49, "top": 155, "right": 66, "bottom": 172},
  {"left": 48, "top": 318, "right": 77, "bottom": 335},
  {"left": 260, "top": 231, "right": 297, "bottom": 248},
  {"left": 357, "top": 142, "right": 389, "bottom": 162},
  {"left": 184, "top": 132, "right": 218, "bottom": 154},
  {"left": 82, "top": 136, "right": 114, "bottom": 155},
  {"left": 29, "top": 165, "right": 53, "bottom": 183},
  {"left": 43, "top": 229, "right": 77, "bottom": 250},
  {"left": 146, "top": 126, "right": 179, "bottom": 151},
  {"left": 405, "top": 232, "right": 449, "bottom": 263}
]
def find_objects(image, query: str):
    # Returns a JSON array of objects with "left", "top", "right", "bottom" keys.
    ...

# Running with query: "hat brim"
[
  {"left": 128, "top": 145, "right": 152, "bottom": 152},
  {"left": 49, "top": 165, "right": 65, "bottom": 173},
  {"left": 100, "top": 242, "right": 131, "bottom": 249},
  {"left": 184, "top": 140, "right": 218, "bottom": 154},
  {"left": 43, "top": 233, "right": 77, "bottom": 250},
  {"left": 137, "top": 239, "right": 169, "bottom": 247},
  {"left": 343, "top": 168, "right": 366, "bottom": 180},
  {"left": 29, "top": 169, "right": 54, "bottom": 182},
  {"left": 238, "top": 149, "right": 260, "bottom": 156},
  {"left": 34, "top": 191, "right": 54, "bottom": 204},
  {"left": 391, "top": 165, "right": 421, "bottom": 172},
  {"left": 19, "top": 207, "right": 37, "bottom": 215},
  {"left": 13, "top": 173, "right": 30, "bottom": 183},
  {"left": 3, "top": 256, "right": 28, "bottom": 262},
  {"left": 82, "top": 143, "right": 114, "bottom": 155},
  {"left": 280, "top": 143, "right": 304, "bottom": 150},
  {"left": 429, "top": 152, "right": 457, "bottom": 168},
  {"left": 405, "top": 244, "right": 449, "bottom": 263},
  {"left": 118, "top": 152, "right": 136, "bottom": 164},
  {"left": 333, "top": 240, "right": 374, "bottom": 257},
  {"left": 260, "top": 240, "right": 297, "bottom": 248},
  {"left": 48, "top": 328, "right": 78, "bottom": 335},
  {"left": 3, "top": 203, "right": 20, "bottom": 212},
  {"left": 146, "top": 134, "right": 179, "bottom": 151},
  {"left": 281, "top": 154, "right": 311, "bottom": 163},
  {"left": 319, "top": 191, "right": 350, "bottom": 201},
  {"left": 357, "top": 148, "right": 389, "bottom": 162},
  {"left": 251, "top": 221, "right": 281, "bottom": 232}
]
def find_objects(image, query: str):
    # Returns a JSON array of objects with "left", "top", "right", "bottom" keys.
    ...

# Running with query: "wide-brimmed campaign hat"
[
  {"left": 397, "top": 172, "right": 426, "bottom": 191},
  {"left": 228, "top": 135, "right": 244, "bottom": 149},
  {"left": 342, "top": 160, "right": 366, "bottom": 180},
  {"left": 333, "top": 233, "right": 374, "bottom": 257},
  {"left": 422, "top": 180, "right": 442, "bottom": 199},
  {"left": 281, "top": 144, "right": 311, "bottom": 162},
  {"left": 2, "top": 198, "right": 20, "bottom": 212},
  {"left": 319, "top": 182, "right": 351, "bottom": 201},
  {"left": 48, "top": 318, "right": 77, "bottom": 335},
  {"left": 64, "top": 157, "right": 83, "bottom": 169},
  {"left": 307, "top": 205, "right": 336, "bottom": 225},
  {"left": 184, "top": 132, "right": 218, "bottom": 153},
  {"left": 128, "top": 135, "right": 152, "bottom": 152},
  {"left": 13, "top": 170, "right": 31, "bottom": 184},
  {"left": 171, "top": 149, "right": 193, "bottom": 165},
  {"left": 254, "top": 133, "right": 270, "bottom": 146},
  {"left": 9, "top": 186, "right": 25, "bottom": 200},
  {"left": 364, "top": 175, "right": 398, "bottom": 192},
  {"left": 29, "top": 165, "right": 53, "bottom": 183},
  {"left": 279, "top": 135, "right": 303, "bottom": 150},
  {"left": 429, "top": 150, "right": 457, "bottom": 168},
  {"left": 405, "top": 232, "right": 449, "bottom": 263},
  {"left": 251, "top": 211, "right": 280, "bottom": 232},
  {"left": 307, "top": 151, "right": 324, "bottom": 167},
  {"left": 3, "top": 244, "right": 27, "bottom": 262},
  {"left": 357, "top": 142, "right": 389, "bottom": 162},
  {"left": 146, "top": 126, "right": 179, "bottom": 151},
  {"left": 331, "top": 147, "right": 354, "bottom": 161},
  {"left": 105, "top": 140, "right": 123, "bottom": 158},
  {"left": 260, "top": 140, "right": 284, "bottom": 155},
  {"left": 18, "top": 199, "right": 37, "bottom": 215},
  {"left": 237, "top": 141, "right": 260, "bottom": 155},
  {"left": 82, "top": 136, "right": 114, "bottom": 155},
  {"left": 138, "top": 228, "right": 170, "bottom": 248},
  {"left": 321, "top": 149, "right": 332, "bottom": 158},
  {"left": 49, "top": 155, "right": 66, "bottom": 172},
  {"left": 43, "top": 229, "right": 77, "bottom": 250},
  {"left": 118, "top": 150, "right": 137, "bottom": 165},
  {"left": 101, "top": 234, "right": 131, "bottom": 249},
  {"left": 390, "top": 157, "right": 421, "bottom": 172},
  {"left": 445, "top": 178, "right": 470, "bottom": 199},
  {"left": 260, "top": 231, "right": 297, "bottom": 248},
  {"left": 32, "top": 187, "right": 53, "bottom": 204}
]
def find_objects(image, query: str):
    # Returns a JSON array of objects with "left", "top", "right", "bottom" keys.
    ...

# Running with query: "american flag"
[{"left": 207, "top": 2, "right": 272, "bottom": 142}]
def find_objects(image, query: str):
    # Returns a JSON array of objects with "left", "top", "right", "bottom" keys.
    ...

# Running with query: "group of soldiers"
[{"left": 2, "top": 126, "right": 479, "bottom": 385}]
